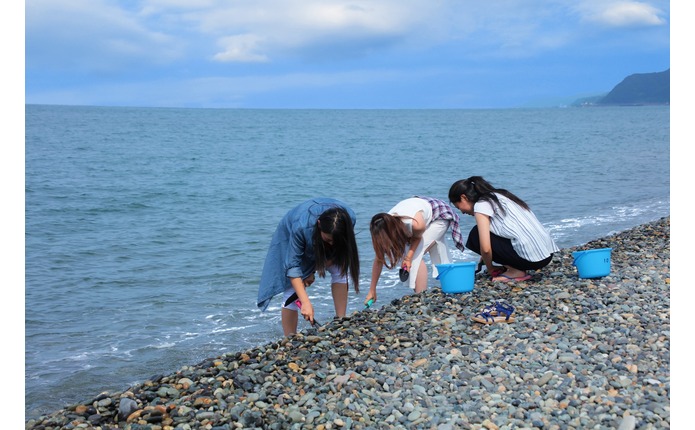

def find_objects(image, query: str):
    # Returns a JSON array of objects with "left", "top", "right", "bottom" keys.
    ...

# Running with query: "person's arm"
[
  {"left": 365, "top": 259, "right": 382, "bottom": 304},
  {"left": 474, "top": 213, "right": 505, "bottom": 276},
  {"left": 285, "top": 225, "right": 317, "bottom": 321},
  {"left": 290, "top": 275, "right": 315, "bottom": 323},
  {"left": 402, "top": 211, "right": 426, "bottom": 271},
  {"left": 475, "top": 212, "right": 495, "bottom": 273}
]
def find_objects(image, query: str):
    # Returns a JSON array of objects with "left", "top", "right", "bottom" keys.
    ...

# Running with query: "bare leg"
[
  {"left": 414, "top": 259, "right": 428, "bottom": 293},
  {"left": 281, "top": 308, "right": 298, "bottom": 336},
  {"left": 331, "top": 282, "right": 348, "bottom": 317}
]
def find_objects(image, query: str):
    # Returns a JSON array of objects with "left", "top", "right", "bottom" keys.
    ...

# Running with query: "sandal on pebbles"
[{"left": 472, "top": 301, "right": 516, "bottom": 324}]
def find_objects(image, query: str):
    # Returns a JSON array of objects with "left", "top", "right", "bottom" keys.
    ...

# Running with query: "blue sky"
[{"left": 23, "top": 0, "right": 671, "bottom": 109}]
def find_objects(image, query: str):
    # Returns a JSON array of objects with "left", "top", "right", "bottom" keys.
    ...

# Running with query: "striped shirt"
[{"left": 474, "top": 193, "right": 559, "bottom": 262}]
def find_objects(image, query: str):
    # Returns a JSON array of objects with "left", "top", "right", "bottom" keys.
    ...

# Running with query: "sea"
[{"left": 24, "top": 104, "right": 670, "bottom": 420}]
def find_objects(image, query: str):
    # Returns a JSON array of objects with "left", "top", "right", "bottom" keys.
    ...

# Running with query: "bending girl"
[
  {"left": 256, "top": 198, "right": 360, "bottom": 335},
  {"left": 367, "top": 196, "right": 465, "bottom": 304}
]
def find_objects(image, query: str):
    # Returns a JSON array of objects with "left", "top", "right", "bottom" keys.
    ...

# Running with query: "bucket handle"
[
  {"left": 573, "top": 249, "right": 611, "bottom": 268},
  {"left": 435, "top": 265, "right": 453, "bottom": 280},
  {"left": 572, "top": 253, "right": 584, "bottom": 267}
]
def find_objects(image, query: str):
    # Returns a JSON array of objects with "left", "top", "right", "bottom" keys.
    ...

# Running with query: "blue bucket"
[
  {"left": 572, "top": 248, "right": 612, "bottom": 278},
  {"left": 435, "top": 261, "right": 476, "bottom": 293}
]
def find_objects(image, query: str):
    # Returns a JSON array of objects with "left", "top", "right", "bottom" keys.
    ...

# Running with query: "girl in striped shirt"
[{"left": 448, "top": 176, "right": 559, "bottom": 282}]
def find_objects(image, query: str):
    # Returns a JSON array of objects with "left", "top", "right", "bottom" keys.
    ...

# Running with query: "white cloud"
[
  {"left": 34, "top": 0, "right": 669, "bottom": 70},
  {"left": 191, "top": 0, "right": 418, "bottom": 34},
  {"left": 576, "top": 1, "right": 667, "bottom": 27},
  {"left": 25, "top": 0, "right": 670, "bottom": 102},
  {"left": 26, "top": 0, "right": 183, "bottom": 71},
  {"left": 213, "top": 34, "right": 268, "bottom": 63},
  {"left": 194, "top": 1, "right": 426, "bottom": 62}
]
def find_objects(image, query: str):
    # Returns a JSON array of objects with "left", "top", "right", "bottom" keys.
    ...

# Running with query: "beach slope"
[{"left": 27, "top": 217, "right": 670, "bottom": 430}]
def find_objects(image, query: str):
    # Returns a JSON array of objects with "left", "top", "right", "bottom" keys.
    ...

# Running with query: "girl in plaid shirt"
[{"left": 367, "top": 196, "right": 465, "bottom": 304}]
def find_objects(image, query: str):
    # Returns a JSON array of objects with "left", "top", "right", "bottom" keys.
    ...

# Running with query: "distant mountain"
[{"left": 573, "top": 69, "right": 669, "bottom": 107}]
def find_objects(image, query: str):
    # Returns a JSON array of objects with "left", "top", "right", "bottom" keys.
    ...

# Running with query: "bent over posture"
[
  {"left": 257, "top": 198, "right": 360, "bottom": 335},
  {"left": 367, "top": 196, "right": 465, "bottom": 304}
]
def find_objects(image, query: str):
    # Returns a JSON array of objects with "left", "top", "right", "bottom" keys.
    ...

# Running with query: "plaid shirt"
[{"left": 416, "top": 196, "right": 466, "bottom": 252}]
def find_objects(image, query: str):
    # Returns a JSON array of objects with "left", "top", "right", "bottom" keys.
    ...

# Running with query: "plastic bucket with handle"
[
  {"left": 435, "top": 261, "right": 476, "bottom": 293},
  {"left": 572, "top": 247, "right": 612, "bottom": 278}
]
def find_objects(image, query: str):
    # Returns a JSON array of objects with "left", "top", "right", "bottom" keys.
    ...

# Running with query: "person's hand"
[
  {"left": 300, "top": 300, "right": 314, "bottom": 323},
  {"left": 365, "top": 291, "right": 377, "bottom": 307},
  {"left": 402, "top": 259, "right": 412, "bottom": 272}
]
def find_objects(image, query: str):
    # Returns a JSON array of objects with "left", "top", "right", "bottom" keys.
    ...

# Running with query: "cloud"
[
  {"left": 213, "top": 35, "right": 268, "bottom": 63},
  {"left": 26, "top": 0, "right": 183, "bottom": 73},
  {"left": 194, "top": 1, "right": 590, "bottom": 64},
  {"left": 575, "top": 1, "right": 667, "bottom": 27},
  {"left": 28, "top": 0, "right": 668, "bottom": 72},
  {"left": 198, "top": 1, "right": 427, "bottom": 63},
  {"left": 24, "top": 0, "right": 670, "bottom": 108}
]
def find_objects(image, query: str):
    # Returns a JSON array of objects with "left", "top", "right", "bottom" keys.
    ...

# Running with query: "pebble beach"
[{"left": 26, "top": 217, "right": 670, "bottom": 430}]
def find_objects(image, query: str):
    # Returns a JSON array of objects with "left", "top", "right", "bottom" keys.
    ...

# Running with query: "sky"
[{"left": 22, "top": 0, "right": 672, "bottom": 109}]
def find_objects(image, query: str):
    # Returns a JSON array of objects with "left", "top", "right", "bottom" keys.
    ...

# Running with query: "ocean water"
[{"left": 25, "top": 105, "right": 670, "bottom": 420}]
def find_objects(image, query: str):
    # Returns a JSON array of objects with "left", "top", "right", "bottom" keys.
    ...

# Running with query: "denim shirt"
[{"left": 257, "top": 198, "right": 356, "bottom": 311}]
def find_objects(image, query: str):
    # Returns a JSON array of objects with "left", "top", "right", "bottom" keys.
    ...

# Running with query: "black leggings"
[{"left": 465, "top": 226, "right": 553, "bottom": 271}]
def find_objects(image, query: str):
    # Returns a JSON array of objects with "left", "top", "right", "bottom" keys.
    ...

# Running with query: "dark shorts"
[{"left": 465, "top": 225, "right": 553, "bottom": 271}]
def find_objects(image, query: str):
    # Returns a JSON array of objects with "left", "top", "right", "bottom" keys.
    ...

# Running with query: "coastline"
[{"left": 26, "top": 217, "right": 670, "bottom": 430}]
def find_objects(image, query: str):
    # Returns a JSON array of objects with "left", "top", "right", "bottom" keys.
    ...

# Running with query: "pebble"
[{"left": 25, "top": 217, "right": 670, "bottom": 430}]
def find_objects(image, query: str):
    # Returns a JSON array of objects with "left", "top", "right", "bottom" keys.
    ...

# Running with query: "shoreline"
[{"left": 26, "top": 217, "right": 670, "bottom": 429}]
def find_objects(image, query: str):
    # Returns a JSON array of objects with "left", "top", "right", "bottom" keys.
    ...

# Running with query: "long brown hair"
[
  {"left": 312, "top": 207, "right": 360, "bottom": 293},
  {"left": 370, "top": 212, "right": 411, "bottom": 270}
]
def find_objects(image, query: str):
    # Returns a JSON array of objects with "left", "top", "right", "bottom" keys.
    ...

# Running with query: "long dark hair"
[
  {"left": 448, "top": 176, "right": 529, "bottom": 215},
  {"left": 312, "top": 207, "right": 360, "bottom": 293},
  {"left": 369, "top": 212, "right": 411, "bottom": 270}
]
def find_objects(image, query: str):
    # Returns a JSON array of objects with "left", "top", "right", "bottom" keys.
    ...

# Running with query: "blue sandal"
[{"left": 472, "top": 301, "right": 516, "bottom": 324}]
